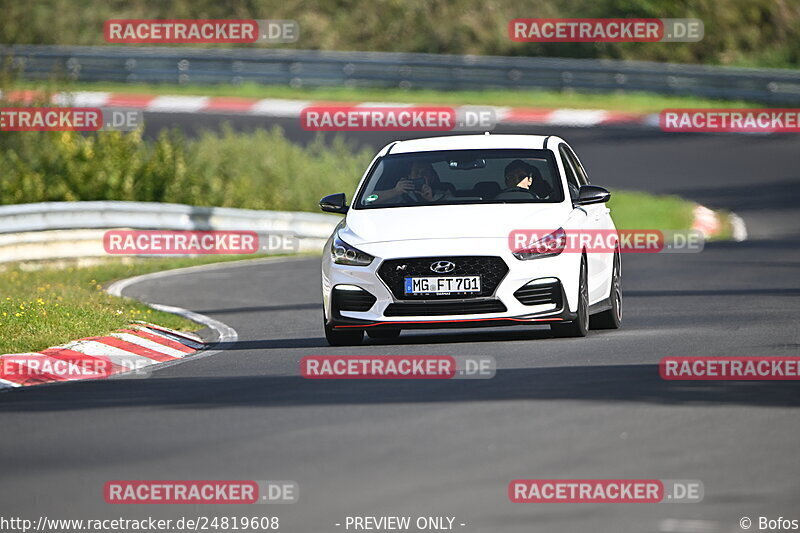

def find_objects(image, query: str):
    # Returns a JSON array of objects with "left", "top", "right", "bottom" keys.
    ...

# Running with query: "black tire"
[
  {"left": 590, "top": 251, "right": 622, "bottom": 330},
  {"left": 324, "top": 320, "right": 364, "bottom": 346},
  {"left": 550, "top": 258, "right": 589, "bottom": 338},
  {"left": 366, "top": 328, "right": 401, "bottom": 339}
]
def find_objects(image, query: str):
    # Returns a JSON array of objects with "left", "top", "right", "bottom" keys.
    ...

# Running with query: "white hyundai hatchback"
[{"left": 319, "top": 134, "right": 622, "bottom": 346}]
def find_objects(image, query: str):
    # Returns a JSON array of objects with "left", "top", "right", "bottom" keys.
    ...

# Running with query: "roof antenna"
[{"left": 484, "top": 131, "right": 490, "bottom": 135}]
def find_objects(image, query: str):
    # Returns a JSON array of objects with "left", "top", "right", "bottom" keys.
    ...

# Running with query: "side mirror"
[
  {"left": 319, "top": 193, "right": 349, "bottom": 214},
  {"left": 574, "top": 185, "right": 611, "bottom": 206}
]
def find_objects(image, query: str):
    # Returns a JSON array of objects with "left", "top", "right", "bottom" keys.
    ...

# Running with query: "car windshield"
[{"left": 354, "top": 149, "right": 564, "bottom": 209}]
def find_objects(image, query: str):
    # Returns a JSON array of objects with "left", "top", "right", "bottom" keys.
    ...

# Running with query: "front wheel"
[
  {"left": 551, "top": 258, "right": 589, "bottom": 338},
  {"left": 590, "top": 251, "right": 622, "bottom": 330},
  {"left": 324, "top": 320, "right": 364, "bottom": 346}
]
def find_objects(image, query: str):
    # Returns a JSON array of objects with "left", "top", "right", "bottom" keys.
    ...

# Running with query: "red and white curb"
[
  {"left": 0, "top": 258, "right": 281, "bottom": 391},
  {"left": 502, "top": 107, "right": 652, "bottom": 127},
  {"left": 692, "top": 204, "right": 748, "bottom": 241},
  {"left": 1, "top": 89, "right": 655, "bottom": 128},
  {"left": 0, "top": 323, "right": 205, "bottom": 388},
  {"left": 692, "top": 205, "right": 722, "bottom": 237}
]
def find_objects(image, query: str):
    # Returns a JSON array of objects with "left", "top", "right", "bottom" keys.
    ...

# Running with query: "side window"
[
  {"left": 559, "top": 145, "right": 580, "bottom": 200},
  {"left": 564, "top": 145, "right": 589, "bottom": 186}
]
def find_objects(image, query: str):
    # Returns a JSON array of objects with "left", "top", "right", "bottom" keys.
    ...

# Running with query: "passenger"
[{"left": 503, "top": 160, "right": 553, "bottom": 199}]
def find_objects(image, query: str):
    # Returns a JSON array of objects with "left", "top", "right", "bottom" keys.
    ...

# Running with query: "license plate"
[{"left": 404, "top": 276, "right": 481, "bottom": 295}]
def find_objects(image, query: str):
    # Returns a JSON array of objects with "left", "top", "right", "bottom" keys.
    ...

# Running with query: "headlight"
[
  {"left": 512, "top": 228, "right": 566, "bottom": 260},
  {"left": 331, "top": 234, "right": 374, "bottom": 266}
]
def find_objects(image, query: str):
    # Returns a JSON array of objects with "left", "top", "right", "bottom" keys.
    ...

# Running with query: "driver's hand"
[
  {"left": 394, "top": 179, "right": 415, "bottom": 194},
  {"left": 420, "top": 184, "right": 434, "bottom": 201}
]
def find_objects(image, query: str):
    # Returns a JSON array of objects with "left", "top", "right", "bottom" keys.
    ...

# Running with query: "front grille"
[
  {"left": 377, "top": 256, "right": 509, "bottom": 300},
  {"left": 333, "top": 287, "right": 377, "bottom": 312},
  {"left": 513, "top": 279, "right": 563, "bottom": 307},
  {"left": 384, "top": 300, "right": 507, "bottom": 317}
]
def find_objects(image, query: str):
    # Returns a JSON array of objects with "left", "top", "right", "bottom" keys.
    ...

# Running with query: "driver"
[
  {"left": 377, "top": 162, "right": 451, "bottom": 203},
  {"left": 503, "top": 160, "right": 553, "bottom": 199}
]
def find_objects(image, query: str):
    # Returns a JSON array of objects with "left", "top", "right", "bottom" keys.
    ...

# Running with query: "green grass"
[
  {"left": 24, "top": 80, "right": 763, "bottom": 113},
  {"left": 608, "top": 190, "right": 695, "bottom": 231},
  {"left": 0, "top": 255, "right": 269, "bottom": 354}
]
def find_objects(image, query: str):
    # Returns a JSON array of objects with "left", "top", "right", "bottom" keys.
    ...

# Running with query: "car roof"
[{"left": 382, "top": 134, "right": 560, "bottom": 155}]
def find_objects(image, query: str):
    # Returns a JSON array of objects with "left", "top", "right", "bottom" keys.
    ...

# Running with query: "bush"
[{"left": 0, "top": 125, "right": 374, "bottom": 210}]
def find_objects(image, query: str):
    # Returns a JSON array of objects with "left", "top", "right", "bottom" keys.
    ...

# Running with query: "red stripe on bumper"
[{"left": 334, "top": 316, "right": 564, "bottom": 328}]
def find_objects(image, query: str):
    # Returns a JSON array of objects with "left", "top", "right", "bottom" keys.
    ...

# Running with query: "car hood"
[{"left": 340, "top": 203, "right": 569, "bottom": 245}]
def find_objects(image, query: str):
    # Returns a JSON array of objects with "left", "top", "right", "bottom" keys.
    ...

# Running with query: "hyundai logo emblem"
[{"left": 430, "top": 260, "right": 456, "bottom": 274}]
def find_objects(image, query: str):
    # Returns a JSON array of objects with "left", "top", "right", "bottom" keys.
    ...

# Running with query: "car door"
[
  {"left": 559, "top": 143, "right": 613, "bottom": 305},
  {"left": 557, "top": 144, "right": 593, "bottom": 302}
]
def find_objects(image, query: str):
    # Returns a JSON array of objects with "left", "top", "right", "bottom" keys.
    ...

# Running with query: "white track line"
[
  {"left": 104, "top": 256, "right": 310, "bottom": 375},
  {"left": 0, "top": 378, "right": 22, "bottom": 389},
  {"left": 106, "top": 256, "right": 308, "bottom": 299}
]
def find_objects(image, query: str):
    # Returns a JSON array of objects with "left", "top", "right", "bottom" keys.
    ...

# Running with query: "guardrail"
[
  {"left": 3, "top": 45, "right": 800, "bottom": 105},
  {"left": 0, "top": 201, "right": 340, "bottom": 263}
]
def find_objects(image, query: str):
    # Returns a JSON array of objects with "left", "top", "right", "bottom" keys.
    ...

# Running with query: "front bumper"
[
  {"left": 322, "top": 241, "right": 582, "bottom": 331},
  {"left": 329, "top": 306, "right": 576, "bottom": 331}
]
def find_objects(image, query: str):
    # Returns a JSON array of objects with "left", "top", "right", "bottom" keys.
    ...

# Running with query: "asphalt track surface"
[{"left": 1, "top": 113, "right": 799, "bottom": 533}]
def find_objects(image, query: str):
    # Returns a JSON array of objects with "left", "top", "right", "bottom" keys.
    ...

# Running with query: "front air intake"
[
  {"left": 513, "top": 279, "right": 563, "bottom": 307},
  {"left": 333, "top": 286, "right": 377, "bottom": 312}
]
